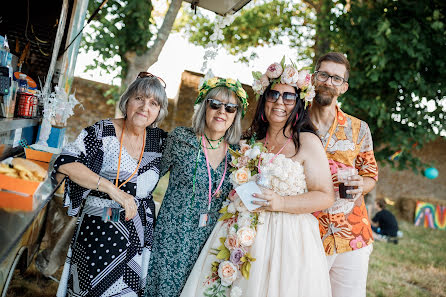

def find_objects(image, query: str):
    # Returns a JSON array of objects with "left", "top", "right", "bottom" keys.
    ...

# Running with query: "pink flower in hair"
[
  {"left": 265, "top": 63, "right": 283, "bottom": 79},
  {"left": 297, "top": 70, "right": 311, "bottom": 89}
]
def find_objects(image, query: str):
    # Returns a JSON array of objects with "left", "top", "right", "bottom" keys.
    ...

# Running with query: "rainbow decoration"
[
  {"left": 414, "top": 201, "right": 446, "bottom": 230},
  {"left": 388, "top": 149, "right": 402, "bottom": 161}
]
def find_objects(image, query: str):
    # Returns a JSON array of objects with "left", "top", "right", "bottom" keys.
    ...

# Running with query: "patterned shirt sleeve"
[
  {"left": 355, "top": 122, "right": 378, "bottom": 181},
  {"left": 53, "top": 121, "right": 104, "bottom": 216}
]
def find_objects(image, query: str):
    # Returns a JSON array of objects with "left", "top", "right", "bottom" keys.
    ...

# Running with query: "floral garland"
[
  {"left": 251, "top": 56, "right": 315, "bottom": 108},
  {"left": 203, "top": 136, "right": 267, "bottom": 297},
  {"left": 195, "top": 77, "right": 249, "bottom": 118}
]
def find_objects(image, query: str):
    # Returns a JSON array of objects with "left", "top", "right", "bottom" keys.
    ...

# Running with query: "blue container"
[{"left": 37, "top": 125, "right": 66, "bottom": 148}]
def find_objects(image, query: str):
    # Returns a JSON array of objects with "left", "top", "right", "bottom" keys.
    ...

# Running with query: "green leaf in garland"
[
  {"left": 252, "top": 71, "right": 262, "bottom": 80},
  {"left": 216, "top": 247, "right": 230, "bottom": 260},
  {"left": 280, "top": 55, "right": 286, "bottom": 69}
]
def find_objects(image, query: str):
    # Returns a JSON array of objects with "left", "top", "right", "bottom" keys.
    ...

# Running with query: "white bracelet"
[{"left": 96, "top": 176, "right": 102, "bottom": 191}]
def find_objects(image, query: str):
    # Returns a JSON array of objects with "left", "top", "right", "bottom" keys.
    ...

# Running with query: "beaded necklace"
[{"left": 204, "top": 134, "right": 224, "bottom": 149}]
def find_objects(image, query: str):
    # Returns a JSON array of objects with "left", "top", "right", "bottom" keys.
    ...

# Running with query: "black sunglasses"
[
  {"left": 207, "top": 99, "right": 239, "bottom": 113},
  {"left": 266, "top": 90, "right": 297, "bottom": 105},
  {"left": 137, "top": 72, "right": 167, "bottom": 89}
]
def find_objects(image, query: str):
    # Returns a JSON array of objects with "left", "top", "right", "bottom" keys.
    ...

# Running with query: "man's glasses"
[
  {"left": 314, "top": 71, "right": 346, "bottom": 86},
  {"left": 207, "top": 99, "right": 239, "bottom": 113},
  {"left": 266, "top": 90, "right": 297, "bottom": 105},
  {"left": 137, "top": 72, "right": 167, "bottom": 89}
]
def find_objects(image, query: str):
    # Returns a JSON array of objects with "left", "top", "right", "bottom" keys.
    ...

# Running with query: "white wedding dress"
[{"left": 181, "top": 153, "right": 331, "bottom": 297}]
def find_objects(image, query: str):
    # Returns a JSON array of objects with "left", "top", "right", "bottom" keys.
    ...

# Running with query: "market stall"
[{"left": 0, "top": 0, "right": 88, "bottom": 295}]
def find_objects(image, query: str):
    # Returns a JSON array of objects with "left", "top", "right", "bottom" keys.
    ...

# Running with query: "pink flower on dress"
[
  {"left": 350, "top": 235, "right": 367, "bottom": 250},
  {"left": 225, "top": 234, "right": 241, "bottom": 250}
]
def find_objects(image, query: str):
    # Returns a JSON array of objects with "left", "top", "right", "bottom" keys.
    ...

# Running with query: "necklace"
[
  {"left": 258, "top": 132, "right": 292, "bottom": 174},
  {"left": 115, "top": 120, "right": 146, "bottom": 189},
  {"left": 204, "top": 134, "right": 224, "bottom": 149}
]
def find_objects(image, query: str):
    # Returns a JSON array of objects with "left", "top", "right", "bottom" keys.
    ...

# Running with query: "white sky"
[
  {"left": 74, "top": 33, "right": 300, "bottom": 98},
  {"left": 74, "top": 1, "right": 301, "bottom": 98}
]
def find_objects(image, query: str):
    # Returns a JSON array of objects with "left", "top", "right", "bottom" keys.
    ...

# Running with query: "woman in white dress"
[{"left": 181, "top": 62, "right": 335, "bottom": 297}]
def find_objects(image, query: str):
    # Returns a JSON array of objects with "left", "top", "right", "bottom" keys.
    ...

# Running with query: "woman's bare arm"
[{"left": 58, "top": 162, "right": 138, "bottom": 220}]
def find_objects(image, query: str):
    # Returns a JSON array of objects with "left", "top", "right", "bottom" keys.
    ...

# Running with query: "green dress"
[{"left": 144, "top": 127, "right": 236, "bottom": 297}]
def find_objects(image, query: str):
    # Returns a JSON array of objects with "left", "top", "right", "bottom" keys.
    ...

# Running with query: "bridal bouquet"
[{"left": 204, "top": 137, "right": 267, "bottom": 297}]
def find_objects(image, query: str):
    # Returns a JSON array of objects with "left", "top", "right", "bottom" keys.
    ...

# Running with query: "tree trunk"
[
  {"left": 116, "top": 0, "right": 183, "bottom": 117},
  {"left": 312, "top": 0, "right": 334, "bottom": 64}
]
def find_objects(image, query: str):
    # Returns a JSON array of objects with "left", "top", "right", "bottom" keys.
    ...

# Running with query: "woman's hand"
[
  {"left": 228, "top": 189, "right": 239, "bottom": 202},
  {"left": 251, "top": 187, "right": 284, "bottom": 212},
  {"left": 107, "top": 186, "right": 138, "bottom": 220}
]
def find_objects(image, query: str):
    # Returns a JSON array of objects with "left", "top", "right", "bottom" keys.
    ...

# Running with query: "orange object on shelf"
[
  {"left": 25, "top": 148, "right": 53, "bottom": 163},
  {"left": 0, "top": 174, "right": 41, "bottom": 211}
]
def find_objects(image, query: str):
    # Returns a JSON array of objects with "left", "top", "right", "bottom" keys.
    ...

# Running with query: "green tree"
[
  {"left": 180, "top": 0, "right": 336, "bottom": 64},
  {"left": 82, "top": 0, "right": 182, "bottom": 110},
  {"left": 182, "top": 0, "right": 446, "bottom": 171},
  {"left": 334, "top": 0, "right": 446, "bottom": 171}
]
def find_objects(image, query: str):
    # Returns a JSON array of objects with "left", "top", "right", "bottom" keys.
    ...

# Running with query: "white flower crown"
[{"left": 252, "top": 57, "right": 315, "bottom": 107}]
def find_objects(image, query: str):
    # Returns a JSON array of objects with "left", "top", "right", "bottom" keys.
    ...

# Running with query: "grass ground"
[
  {"left": 367, "top": 217, "right": 446, "bottom": 297},
  {"left": 6, "top": 202, "right": 445, "bottom": 296}
]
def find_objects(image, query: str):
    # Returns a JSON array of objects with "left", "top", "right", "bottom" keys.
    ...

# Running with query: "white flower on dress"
[
  {"left": 232, "top": 167, "right": 251, "bottom": 186},
  {"left": 234, "top": 197, "right": 248, "bottom": 213},
  {"left": 225, "top": 234, "right": 240, "bottom": 250},
  {"left": 244, "top": 146, "right": 261, "bottom": 159},
  {"left": 237, "top": 227, "right": 256, "bottom": 247},
  {"left": 237, "top": 212, "right": 252, "bottom": 227},
  {"left": 227, "top": 202, "right": 236, "bottom": 214},
  {"left": 218, "top": 261, "right": 238, "bottom": 286},
  {"left": 230, "top": 286, "right": 243, "bottom": 297}
]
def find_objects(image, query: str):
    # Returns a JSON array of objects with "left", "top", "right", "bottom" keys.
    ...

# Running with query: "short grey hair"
[
  {"left": 192, "top": 86, "right": 242, "bottom": 145},
  {"left": 118, "top": 76, "right": 168, "bottom": 127}
]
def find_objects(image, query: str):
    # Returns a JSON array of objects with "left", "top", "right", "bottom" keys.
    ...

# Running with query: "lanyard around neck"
[
  {"left": 201, "top": 135, "right": 228, "bottom": 211},
  {"left": 265, "top": 132, "right": 292, "bottom": 164},
  {"left": 115, "top": 120, "right": 146, "bottom": 189}
]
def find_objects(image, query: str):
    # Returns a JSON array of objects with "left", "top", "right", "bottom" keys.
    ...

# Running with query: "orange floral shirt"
[{"left": 313, "top": 106, "right": 378, "bottom": 255}]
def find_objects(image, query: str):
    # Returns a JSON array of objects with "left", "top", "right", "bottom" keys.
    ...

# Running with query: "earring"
[{"left": 261, "top": 113, "right": 267, "bottom": 122}]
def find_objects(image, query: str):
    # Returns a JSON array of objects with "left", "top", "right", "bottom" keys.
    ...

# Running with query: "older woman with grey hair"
[
  {"left": 54, "top": 72, "right": 169, "bottom": 297},
  {"left": 144, "top": 77, "right": 249, "bottom": 297}
]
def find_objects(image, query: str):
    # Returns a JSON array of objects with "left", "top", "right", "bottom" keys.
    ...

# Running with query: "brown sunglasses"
[{"left": 137, "top": 72, "right": 166, "bottom": 89}]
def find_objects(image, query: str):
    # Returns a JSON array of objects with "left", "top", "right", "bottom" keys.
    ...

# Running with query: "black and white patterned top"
[{"left": 54, "top": 119, "right": 167, "bottom": 297}]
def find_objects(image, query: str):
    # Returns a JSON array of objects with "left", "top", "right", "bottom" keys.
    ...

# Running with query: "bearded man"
[{"left": 309, "top": 52, "right": 379, "bottom": 297}]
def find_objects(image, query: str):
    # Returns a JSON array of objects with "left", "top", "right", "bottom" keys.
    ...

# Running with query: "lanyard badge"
[{"left": 198, "top": 135, "right": 228, "bottom": 227}]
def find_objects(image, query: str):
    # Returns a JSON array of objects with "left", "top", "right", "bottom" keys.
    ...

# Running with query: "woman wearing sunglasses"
[
  {"left": 179, "top": 61, "right": 335, "bottom": 297},
  {"left": 144, "top": 78, "right": 249, "bottom": 297},
  {"left": 54, "top": 73, "right": 169, "bottom": 296}
]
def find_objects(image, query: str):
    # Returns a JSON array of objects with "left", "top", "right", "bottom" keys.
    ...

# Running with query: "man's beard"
[{"left": 314, "top": 86, "right": 338, "bottom": 106}]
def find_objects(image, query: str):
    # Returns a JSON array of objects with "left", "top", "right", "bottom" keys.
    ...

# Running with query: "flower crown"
[
  {"left": 251, "top": 57, "right": 315, "bottom": 107},
  {"left": 195, "top": 77, "right": 249, "bottom": 117}
]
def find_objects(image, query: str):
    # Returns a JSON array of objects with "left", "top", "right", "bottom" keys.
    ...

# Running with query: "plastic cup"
[{"left": 337, "top": 167, "right": 357, "bottom": 199}]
